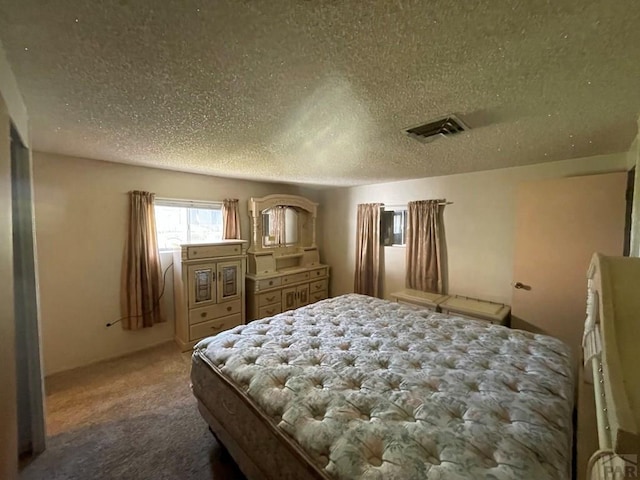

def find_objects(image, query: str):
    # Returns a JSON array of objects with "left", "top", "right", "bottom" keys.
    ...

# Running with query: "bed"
[
  {"left": 191, "top": 293, "right": 575, "bottom": 479},
  {"left": 582, "top": 254, "right": 640, "bottom": 479}
]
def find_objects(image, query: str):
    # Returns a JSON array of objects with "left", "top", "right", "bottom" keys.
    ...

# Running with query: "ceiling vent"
[{"left": 404, "top": 114, "right": 469, "bottom": 143}]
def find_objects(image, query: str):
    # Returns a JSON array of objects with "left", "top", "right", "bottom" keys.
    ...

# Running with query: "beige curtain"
[
  {"left": 120, "top": 191, "right": 164, "bottom": 329},
  {"left": 406, "top": 200, "right": 442, "bottom": 293},
  {"left": 222, "top": 198, "right": 241, "bottom": 239},
  {"left": 354, "top": 203, "right": 382, "bottom": 297},
  {"left": 273, "top": 206, "right": 286, "bottom": 245}
]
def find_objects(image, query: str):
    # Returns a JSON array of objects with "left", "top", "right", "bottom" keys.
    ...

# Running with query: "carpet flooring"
[{"left": 20, "top": 342, "right": 246, "bottom": 480}]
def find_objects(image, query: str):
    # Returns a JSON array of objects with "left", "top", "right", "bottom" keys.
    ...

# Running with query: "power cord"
[{"left": 106, "top": 262, "right": 174, "bottom": 327}]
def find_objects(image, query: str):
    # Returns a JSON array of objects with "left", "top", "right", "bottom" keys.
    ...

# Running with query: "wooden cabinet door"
[
  {"left": 187, "top": 263, "right": 217, "bottom": 308},
  {"left": 297, "top": 284, "right": 310, "bottom": 307},
  {"left": 282, "top": 286, "right": 297, "bottom": 311},
  {"left": 217, "top": 260, "right": 241, "bottom": 302}
]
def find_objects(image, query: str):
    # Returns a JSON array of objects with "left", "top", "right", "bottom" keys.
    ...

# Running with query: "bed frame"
[
  {"left": 191, "top": 351, "right": 328, "bottom": 480},
  {"left": 582, "top": 254, "right": 640, "bottom": 479}
]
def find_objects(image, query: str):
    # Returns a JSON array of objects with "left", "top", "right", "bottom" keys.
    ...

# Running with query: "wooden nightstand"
[
  {"left": 439, "top": 295, "right": 510, "bottom": 326},
  {"left": 389, "top": 289, "right": 449, "bottom": 312}
]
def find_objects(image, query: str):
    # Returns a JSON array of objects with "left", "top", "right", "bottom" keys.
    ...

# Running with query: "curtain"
[
  {"left": 273, "top": 206, "right": 286, "bottom": 245},
  {"left": 120, "top": 191, "right": 164, "bottom": 329},
  {"left": 354, "top": 203, "right": 382, "bottom": 297},
  {"left": 406, "top": 200, "right": 442, "bottom": 293},
  {"left": 222, "top": 198, "right": 241, "bottom": 239}
]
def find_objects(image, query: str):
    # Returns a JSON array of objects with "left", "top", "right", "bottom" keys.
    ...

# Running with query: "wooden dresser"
[
  {"left": 173, "top": 240, "right": 247, "bottom": 351},
  {"left": 247, "top": 260, "right": 329, "bottom": 321},
  {"left": 245, "top": 194, "right": 330, "bottom": 321}
]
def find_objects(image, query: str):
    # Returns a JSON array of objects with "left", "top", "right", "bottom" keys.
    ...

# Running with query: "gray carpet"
[{"left": 20, "top": 342, "right": 245, "bottom": 480}]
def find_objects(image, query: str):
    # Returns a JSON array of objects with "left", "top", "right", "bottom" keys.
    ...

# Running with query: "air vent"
[{"left": 404, "top": 114, "right": 469, "bottom": 143}]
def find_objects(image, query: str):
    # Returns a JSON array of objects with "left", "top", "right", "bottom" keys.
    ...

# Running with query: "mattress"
[{"left": 191, "top": 294, "right": 574, "bottom": 480}]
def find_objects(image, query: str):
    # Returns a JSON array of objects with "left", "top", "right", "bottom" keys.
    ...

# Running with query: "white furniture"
[
  {"left": 389, "top": 289, "right": 449, "bottom": 312},
  {"left": 173, "top": 240, "right": 247, "bottom": 351},
  {"left": 245, "top": 194, "right": 329, "bottom": 321},
  {"left": 439, "top": 295, "right": 510, "bottom": 326},
  {"left": 581, "top": 253, "right": 640, "bottom": 479}
]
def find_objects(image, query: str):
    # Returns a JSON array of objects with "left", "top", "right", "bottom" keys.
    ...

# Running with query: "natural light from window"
[
  {"left": 154, "top": 200, "right": 223, "bottom": 251},
  {"left": 382, "top": 207, "right": 407, "bottom": 246}
]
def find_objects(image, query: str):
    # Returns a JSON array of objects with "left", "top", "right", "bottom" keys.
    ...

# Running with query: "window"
[
  {"left": 382, "top": 207, "right": 407, "bottom": 246},
  {"left": 154, "top": 198, "right": 223, "bottom": 250}
]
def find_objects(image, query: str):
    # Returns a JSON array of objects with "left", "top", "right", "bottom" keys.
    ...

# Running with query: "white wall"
[
  {"left": 33, "top": 152, "right": 320, "bottom": 375},
  {"left": 321, "top": 153, "right": 629, "bottom": 304}
]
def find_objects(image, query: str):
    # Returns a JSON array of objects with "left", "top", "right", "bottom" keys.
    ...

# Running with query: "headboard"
[{"left": 583, "top": 253, "right": 640, "bottom": 478}]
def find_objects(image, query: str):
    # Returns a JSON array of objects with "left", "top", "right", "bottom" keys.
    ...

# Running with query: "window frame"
[
  {"left": 154, "top": 197, "right": 224, "bottom": 251},
  {"left": 382, "top": 205, "right": 408, "bottom": 247}
]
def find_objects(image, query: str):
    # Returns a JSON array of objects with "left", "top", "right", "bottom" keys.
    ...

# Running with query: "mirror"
[
  {"left": 248, "top": 194, "right": 317, "bottom": 253},
  {"left": 262, "top": 206, "right": 299, "bottom": 247}
]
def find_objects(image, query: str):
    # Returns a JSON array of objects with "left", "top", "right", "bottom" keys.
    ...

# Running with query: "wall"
[
  {"left": 33, "top": 152, "right": 320, "bottom": 375},
  {"left": 321, "top": 152, "right": 629, "bottom": 304},
  {"left": 0, "top": 42, "right": 28, "bottom": 146},
  {"left": 0, "top": 90, "right": 18, "bottom": 480}
]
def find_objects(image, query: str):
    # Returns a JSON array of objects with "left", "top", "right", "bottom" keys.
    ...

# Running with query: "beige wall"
[
  {"left": 321, "top": 152, "right": 629, "bottom": 305},
  {"left": 0, "top": 96, "right": 17, "bottom": 479},
  {"left": 0, "top": 41, "right": 28, "bottom": 146},
  {"left": 33, "top": 152, "right": 320, "bottom": 375}
]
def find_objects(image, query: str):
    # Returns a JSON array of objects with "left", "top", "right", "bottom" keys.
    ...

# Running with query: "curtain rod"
[{"left": 385, "top": 200, "right": 452, "bottom": 208}]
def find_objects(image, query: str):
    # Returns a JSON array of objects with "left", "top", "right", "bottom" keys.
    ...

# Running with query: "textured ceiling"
[{"left": 0, "top": 0, "right": 639, "bottom": 187}]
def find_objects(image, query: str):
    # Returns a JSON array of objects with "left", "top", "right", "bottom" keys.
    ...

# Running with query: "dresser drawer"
[
  {"left": 190, "top": 313, "right": 241, "bottom": 340},
  {"left": 187, "top": 243, "right": 242, "bottom": 260},
  {"left": 189, "top": 299, "right": 242, "bottom": 325},
  {"left": 258, "top": 304, "right": 282, "bottom": 318},
  {"left": 282, "top": 271, "right": 310, "bottom": 285},
  {"left": 258, "top": 291, "right": 281, "bottom": 307},
  {"left": 310, "top": 267, "right": 327, "bottom": 278},
  {"left": 310, "top": 290, "right": 328, "bottom": 303},
  {"left": 256, "top": 277, "right": 282, "bottom": 290},
  {"left": 309, "top": 279, "right": 328, "bottom": 293}
]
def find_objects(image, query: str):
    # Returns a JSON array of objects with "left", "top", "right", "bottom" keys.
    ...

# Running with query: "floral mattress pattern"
[{"left": 194, "top": 294, "right": 574, "bottom": 480}]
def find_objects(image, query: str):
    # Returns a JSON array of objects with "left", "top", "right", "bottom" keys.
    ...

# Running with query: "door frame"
[
  {"left": 11, "top": 124, "right": 45, "bottom": 457},
  {"left": 624, "top": 166, "right": 635, "bottom": 256}
]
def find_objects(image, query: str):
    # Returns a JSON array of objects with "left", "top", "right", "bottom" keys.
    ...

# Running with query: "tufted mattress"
[{"left": 191, "top": 294, "right": 574, "bottom": 480}]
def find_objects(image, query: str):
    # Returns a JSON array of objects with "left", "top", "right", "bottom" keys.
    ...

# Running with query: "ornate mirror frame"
[{"left": 248, "top": 194, "right": 318, "bottom": 253}]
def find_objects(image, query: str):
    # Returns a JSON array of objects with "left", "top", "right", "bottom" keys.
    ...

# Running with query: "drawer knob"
[
  {"left": 267, "top": 296, "right": 275, "bottom": 302},
  {"left": 315, "top": 285, "right": 321, "bottom": 290},
  {"left": 193, "top": 250, "right": 198, "bottom": 255},
  {"left": 227, "top": 306, "right": 232, "bottom": 312},
  {"left": 269, "top": 281, "right": 273, "bottom": 286},
  {"left": 200, "top": 312, "right": 207, "bottom": 318},
  {"left": 211, "top": 325, "right": 221, "bottom": 331},
  {"left": 266, "top": 309, "right": 274, "bottom": 314}
]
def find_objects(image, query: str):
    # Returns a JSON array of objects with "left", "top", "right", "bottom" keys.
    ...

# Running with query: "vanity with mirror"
[{"left": 246, "top": 194, "right": 330, "bottom": 321}]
